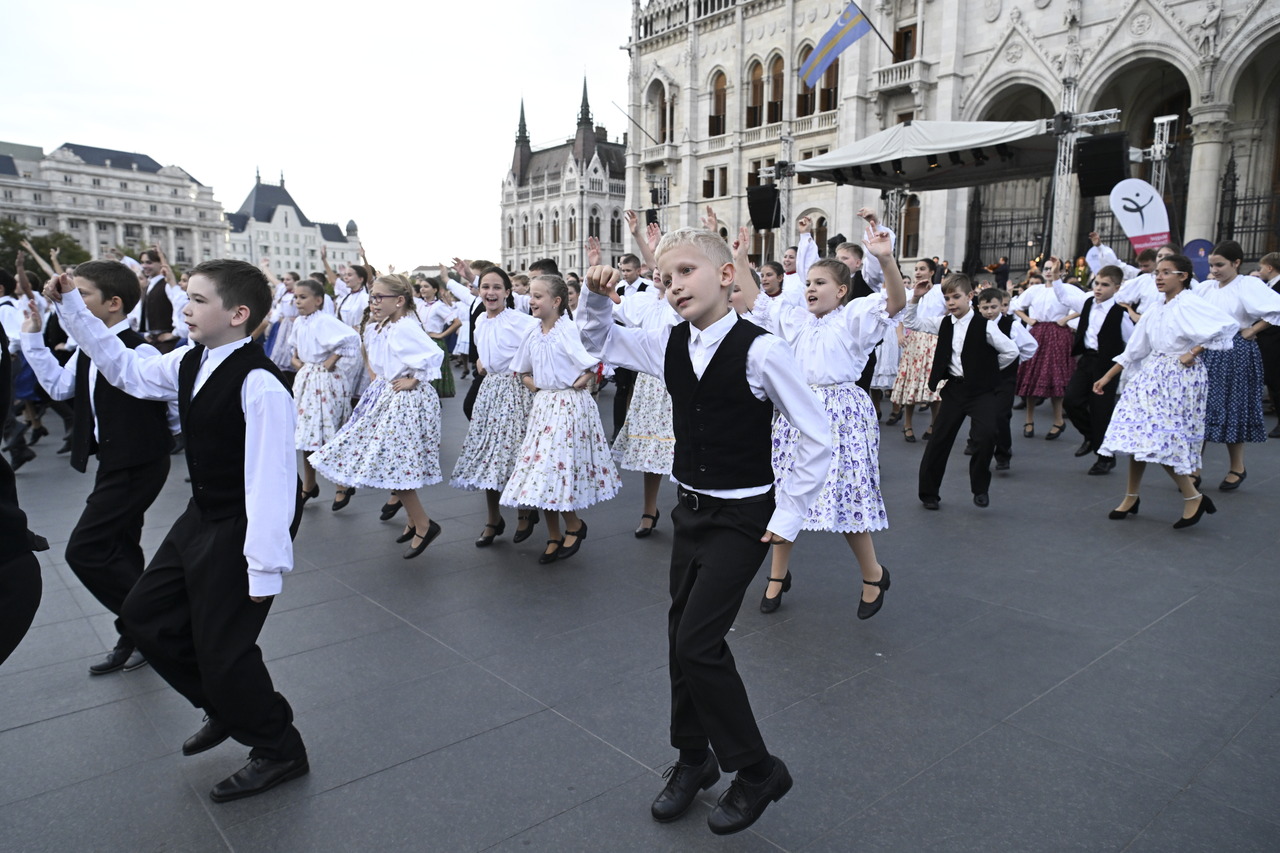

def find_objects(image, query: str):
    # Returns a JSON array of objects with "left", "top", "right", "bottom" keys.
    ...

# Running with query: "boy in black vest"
[
  {"left": 48, "top": 259, "right": 307, "bottom": 803},
  {"left": 20, "top": 261, "right": 174, "bottom": 675},
  {"left": 906, "top": 274, "right": 1020, "bottom": 509},
  {"left": 976, "top": 289, "right": 1038, "bottom": 470},
  {"left": 579, "top": 228, "right": 830, "bottom": 836},
  {"left": 1054, "top": 266, "right": 1132, "bottom": 474}
]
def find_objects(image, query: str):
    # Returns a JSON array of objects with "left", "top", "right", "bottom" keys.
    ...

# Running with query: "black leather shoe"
[
  {"left": 299, "top": 485, "right": 319, "bottom": 504},
  {"left": 404, "top": 520, "right": 442, "bottom": 559},
  {"left": 634, "top": 510, "right": 660, "bottom": 538},
  {"left": 1074, "top": 439, "right": 1093, "bottom": 457},
  {"left": 1108, "top": 496, "right": 1140, "bottom": 520},
  {"left": 1012, "top": 397, "right": 1027, "bottom": 410},
  {"left": 88, "top": 641, "right": 135, "bottom": 676},
  {"left": 1173, "top": 494, "right": 1217, "bottom": 529},
  {"left": 122, "top": 649, "right": 149, "bottom": 672},
  {"left": 995, "top": 455, "right": 1011, "bottom": 471},
  {"left": 759, "top": 572, "right": 792, "bottom": 614},
  {"left": 963, "top": 439, "right": 975, "bottom": 456},
  {"left": 170, "top": 433, "right": 186, "bottom": 455},
  {"left": 379, "top": 500, "right": 403, "bottom": 521},
  {"left": 475, "top": 517, "right": 506, "bottom": 547},
  {"left": 1218, "top": 470, "right": 1246, "bottom": 491},
  {"left": 29, "top": 424, "right": 48, "bottom": 445},
  {"left": 209, "top": 755, "right": 309, "bottom": 803},
  {"left": 858, "top": 565, "right": 890, "bottom": 620},
  {"left": 331, "top": 487, "right": 355, "bottom": 511},
  {"left": 395, "top": 525, "right": 417, "bottom": 544},
  {"left": 885, "top": 409, "right": 903, "bottom": 425},
  {"left": 9, "top": 446, "right": 36, "bottom": 471},
  {"left": 651, "top": 752, "right": 720, "bottom": 823},
  {"left": 1088, "top": 456, "right": 1115, "bottom": 475},
  {"left": 973, "top": 493, "right": 990, "bottom": 508},
  {"left": 512, "top": 509, "right": 540, "bottom": 544},
  {"left": 558, "top": 521, "right": 588, "bottom": 560},
  {"left": 57, "top": 436, "right": 73, "bottom": 454},
  {"left": 183, "top": 716, "right": 231, "bottom": 756},
  {"left": 922, "top": 499, "right": 940, "bottom": 510},
  {"left": 707, "top": 757, "right": 793, "bottom": 835},
  {"left": 538, "top": 539, "right": 563, "bottom": 564}
]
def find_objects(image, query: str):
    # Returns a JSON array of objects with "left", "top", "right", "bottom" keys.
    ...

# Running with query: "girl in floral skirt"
[
  {"left": 450, "top": 267, "right": 539, "bottom": 545},
  {"left": 312, "top": 274, "right": 446, "bottom": 558},
  {"left": 890, "top": 258, "right": 943, "bottom": 441},
  {"left": 1095, "top": 255, "right": 1237, "bottom": 528},
  {"left": 500, "top": 274, "right": 621, "bottom": 563},
  {"left": 291, "top": 279, "right": 361, "bottom": 506},
  {"left": 737, "top": 226, "right": 906, "bottom": 618}
]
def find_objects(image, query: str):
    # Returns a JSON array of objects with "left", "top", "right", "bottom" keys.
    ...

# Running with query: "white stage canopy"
[{"left": 794, "top": 119, "right": 1058, "bottom": 191}]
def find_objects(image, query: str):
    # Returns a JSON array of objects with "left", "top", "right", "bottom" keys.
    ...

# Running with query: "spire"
[
  {"left": 279, "top": 170, "right": 285, "bottom": 187},
  {"left": 516, "top": 99, "right": 529, "bottom": 144},
  {"left": 255, "top": 166, "right": 261, "bottom": 185},
  {"left": 577, "top": 78, "right": 592, "bottom": 127}
]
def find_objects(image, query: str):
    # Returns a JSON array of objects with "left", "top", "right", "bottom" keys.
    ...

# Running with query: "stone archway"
[{"left": 1215, "top": 31, "right": 1280, "bottom": 257}]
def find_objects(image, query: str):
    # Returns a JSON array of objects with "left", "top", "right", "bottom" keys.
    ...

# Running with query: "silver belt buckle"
[{"left": 683, "top": 489, "right": 700, "bottom": 511}]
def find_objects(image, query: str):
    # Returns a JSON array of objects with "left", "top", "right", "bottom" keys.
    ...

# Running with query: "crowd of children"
[{"left": 3, "top": 218, "right": 1280, "bottom": 836}]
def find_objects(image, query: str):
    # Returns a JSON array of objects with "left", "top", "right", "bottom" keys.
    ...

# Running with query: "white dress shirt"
[
  {"left": 475, "top": 308, "right": 539, "bottom": 374},
  {"left": 292, "top": 311, "right": 361, "bottom": 365},
  {"left": 1002, "top": 314, "right": 1040, "bottom": 363},
  {"left": 903, "top": 303, "right": 1020, "bottom": 375},
  {"left": 1085, "top": 243, "right": 1140, "bottom": 279},
  {"left": 577, "top": 290, "right": 831, "bottom": 541},
  {"left": 365, "top": 316, "right": 443, "bottom": 383},
  {"left": 336, "top": 288, "right": 369, "bottom": 329},
  {"left": 1053, "top": 281, "right": 1135, "bottom": 350},
  {"left": 1018, "top": 283, "right": 1072, "bottom": 323},
  {"left": 0, "top": 296, "right": 21, "bottom": 354},
  {"left": 55, "top": 288, "right": 297, "bottom": 597}
]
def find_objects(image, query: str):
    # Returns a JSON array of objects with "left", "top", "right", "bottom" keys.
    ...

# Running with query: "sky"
[{"left": 4, "top": 0, "right": 634, "bottom": 271}]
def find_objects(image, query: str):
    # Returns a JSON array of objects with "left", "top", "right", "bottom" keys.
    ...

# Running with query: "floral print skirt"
[
  {"left": 451, "top": 372, "right": 534, "bottom": 491},
  {"left": 499, "top": 387, "right": 621, "bottom": 511},
  {"left": 1203, "top": 333, "right": 1266, "bottom": 444},
  {"left": 612, "top": 371, "right": 675, "bottom": 475},
  {"left": 1016, "top": 322, "right": 1075, "bottom": 399},
  {"left": 891, "top": 331, "right": 941, "bottom": 405},
  {"left": 312, "top": 380, "right": 442, "bottom": 490},
  {"left": 1100, "top": 352, "right": 1207, "bottom": 475},
  {"left": 773, "top": 382, "right": 888, "bottom": 534},
  {"left": 294, "top": 362, "right": 351, "bottom": 451}
]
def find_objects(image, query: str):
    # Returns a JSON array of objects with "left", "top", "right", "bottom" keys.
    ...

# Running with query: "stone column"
[
  {"left": 1183, "top": 104, "right": 1232, "bottom": 241},
  {"left": 115, "top": 221, "right": 124, "bottom": 248},
  {"left": 166, "top": 226, "right": 178, "bottom": 264}
]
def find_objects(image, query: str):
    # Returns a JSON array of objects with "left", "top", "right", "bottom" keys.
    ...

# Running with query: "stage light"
[
  {"left": 927, "top": 154, "right": 939, "bottom": 169},
  {"left": 996, "top": 143, "right": 1014, "bottom": 161},
  {"left": 833, "top": 168, "right": 848, "bottom": 186},
  {"left": 892, "top": 159, "right": 905, "bottom": 175},
  {"left": 971, "top": 148, "right": 989, "bottom": 165},
  {"left": 870, "top": 163, "right": 886, "bottom": 177},
  {"left": 949, "top": 151, "right": 964, "bottom": 166},
  {"left": 851, "top": 165, "right": 864, "bottom": 181}
]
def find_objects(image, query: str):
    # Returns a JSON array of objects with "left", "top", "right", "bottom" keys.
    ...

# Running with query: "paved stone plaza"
[{"left": 2, "top": 384, "right": 1277, "bottom": 852}]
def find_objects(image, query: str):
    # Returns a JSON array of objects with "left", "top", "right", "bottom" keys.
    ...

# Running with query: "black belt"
[{"left": 677, "top": 486, "right": 774, "bottom": 512}]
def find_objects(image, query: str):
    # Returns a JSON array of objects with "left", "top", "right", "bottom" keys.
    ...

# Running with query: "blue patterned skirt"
[
  {"left": 1100, "top": 353, "right": 1207, "bottom": 475},
  {"left": 772, "top": 382, "right": 887, "bottom": 534},
  {"left": 1203, "top": 333, "right": 1266, "bottom": 444}
]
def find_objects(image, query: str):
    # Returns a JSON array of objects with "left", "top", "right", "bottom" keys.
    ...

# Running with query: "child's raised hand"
[
  {"left": 732, "top": 226, "right": 751, "bottom": 264},
  {"left": 21, "top": 306, "right": 42, "bottom": 334},
  {"left": 857, "top": 206, "right": 879, "bottom": 226},
  {"left": 624, "top": 209, "right": 640, "bottom": 236},
  {"left": 864, "top": 227, "right": 893, "bottom": 259},
  {"left": 45, "top": 272, "right": 75, "bottom": 303},
  {"left": 584, "top": 265, "right": 621, "bottom": 302},
  {"left": 797, "top": 216, "right": 811, "bottom": 234},
  {"left": 701, "top": 205, "right": 719, "bottom": 234},
  {"left": 912, "top": 278, "right": 932, "bottom": 301},
  {"left": 646, "top": 222, "right": 662, "bottom": 253},
  {"left": 586, "top": 235, "right": 601, "bottom": 267}
]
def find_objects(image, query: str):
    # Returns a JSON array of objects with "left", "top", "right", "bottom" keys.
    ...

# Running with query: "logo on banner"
[{"left": 1109, "top": 179, "right": 1171, "bottom": 253}]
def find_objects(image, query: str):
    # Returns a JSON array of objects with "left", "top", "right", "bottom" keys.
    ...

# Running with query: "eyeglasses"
[{"left": 368, "top": 293, "right": 399, "bottom": 303}]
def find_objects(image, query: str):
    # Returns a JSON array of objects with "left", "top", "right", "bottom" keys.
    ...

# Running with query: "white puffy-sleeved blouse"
[
  {"left": 511, "top": 315, "right": 599, "bottom": 390},
  {"left": 1018, "top": 282, "right": 1071, "bottom": 322},
  {"left": 1192, "top": 275, "right": 1280, "bottom": 331},
  {"left": 336, "top": 289, "right": 369, "bottom": 329},
  {"left": 365, "top": 316, "right": 442, "bottom": 383},
  {"left": 475, "top": 308, "right": 539, "bottom": 374},
  {"left": 292, "top": 311, "right": 361, "bottom": 365},
  {"left": 747, "top": 287, "right": 896, "bottom": 385},
  {"left": 1114, "top": 290, "right": 1237, "bottom": 370}
]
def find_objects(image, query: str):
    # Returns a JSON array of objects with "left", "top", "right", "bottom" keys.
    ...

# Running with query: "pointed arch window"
[
  {"left": 820, "top": 59, "right": 839, "bottom": 113},
  {"left": 796, "top": 47, "right": 816, "bottom": 117},
  {"left": 768, "top": 56, "right": 784, "bottom": 124},
  {"left": 552, "top": 210, "right": 561, "bottom": 244},
  {"left": 709, "top": 72, "right": 727, "bottom": 136},
  {"left": 746, "top": 62, "right": 764, "bottom": 128},
  {"left": 609, "top": 210, "right": 623, "bottom": 243}
]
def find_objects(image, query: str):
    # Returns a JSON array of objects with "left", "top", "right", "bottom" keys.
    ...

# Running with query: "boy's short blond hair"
[{"left": 654, "top": 227, "right": 733, "bottom": 270}]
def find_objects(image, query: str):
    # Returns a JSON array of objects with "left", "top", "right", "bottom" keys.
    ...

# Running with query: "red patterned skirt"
[{"left": 1016, "top": 322, "right": 1075, "bottom": 399}]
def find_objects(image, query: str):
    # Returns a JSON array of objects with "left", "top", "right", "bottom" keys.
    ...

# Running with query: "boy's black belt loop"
[{"left": 677, "top": 486, "right": 775, "bottom": 512}]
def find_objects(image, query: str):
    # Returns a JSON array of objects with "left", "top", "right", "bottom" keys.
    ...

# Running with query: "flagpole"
[{"left": 860, "top": 5, "right": 895, "bottom": 55}]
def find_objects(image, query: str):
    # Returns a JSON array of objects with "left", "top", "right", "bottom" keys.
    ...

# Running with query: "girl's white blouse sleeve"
[
  {"left": 385, "top": 319, "right": 443, "bottom": 383},
  {"left": 293, "top": 313, "right": 360, "bottom": 363},
  {"left": 1194, "top": 275, "right": 1280, "bottom": 329},
  {"left": 1114, "top": 292, "right": 1236, "bottom": 369},
  {"left": 519, "top": 317, "right": 599, "bottom": 389}
]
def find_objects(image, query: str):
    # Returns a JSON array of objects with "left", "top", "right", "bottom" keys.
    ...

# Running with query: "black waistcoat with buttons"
[
  {"left": 142, "top": 279, "right": 174, "bottom": 335},
  {"left": 997, "top": 314, "right": 1020, "bottom": 379},
  {"left": 177, "top": 342, "right": 288, "bottom": 520},
  {"left": 929, "top": 313, "right": 1001, "bottom": 394},
  {"left": 1071, "top": 297, "right": 1126, "bottom": 361},
  {"left": 70, "top": 328, "right": 170, "bottom": 474},
  {"left": 664, "top": 317, "right": 774, "bottom": 491}
]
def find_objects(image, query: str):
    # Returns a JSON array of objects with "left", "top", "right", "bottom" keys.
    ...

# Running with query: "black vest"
[
  {"left": 178, "top": 342, "right": 288, "bottom": 520},
  {"left": 1072, "top": 298, "right": 1126, "bottom": 361},
  {"left": 665, "top": 317, "right": 774, "bottom": 490},
  {"left": 70, "top": 329, "right": 171, "bottom": 474},
  {"left": 850, "top": 270, "right": 874, "bottom": 300},
  {"left": 997, "top": 314, "right": 1020, "bottom": 378},
  {"left": 141, "top": 279, "right": 173, "bottom": 335},
  {"left": 929, "top": 313, "right": 1001, "bottom": 394}
]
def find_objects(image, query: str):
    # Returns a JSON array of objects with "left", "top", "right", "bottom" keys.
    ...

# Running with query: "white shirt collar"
[
  {"left": 106, "top": 319, "right": 132, "bottom": 334},
  {"left": 689, "top": 307, "right": 737, "bottom": 348},
  {"left": 202, "top": 335, "right": 253, "bottom": 368}
]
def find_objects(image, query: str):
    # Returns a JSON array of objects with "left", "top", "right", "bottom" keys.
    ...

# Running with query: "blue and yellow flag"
[{"left": 799, "top": 1, "right": 872, "bottom": 86}]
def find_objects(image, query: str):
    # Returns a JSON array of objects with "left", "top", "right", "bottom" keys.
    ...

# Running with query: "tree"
[{"left": 0, "top": 219, "right": 91, "bottom": 273}]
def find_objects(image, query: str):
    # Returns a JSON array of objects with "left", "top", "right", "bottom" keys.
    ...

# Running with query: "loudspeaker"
[
  {"left": 747, "top": 185, "right": 782, "bottom": 230},
  {"left": 1075, "top": 132, "right": 1129, "bottom": 197}
]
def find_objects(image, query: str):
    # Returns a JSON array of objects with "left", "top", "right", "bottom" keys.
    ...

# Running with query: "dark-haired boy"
[
  {"left": 579, "top": 228, "right": 830, "bottom": 836},
  {"left": 49, "top": 258, "right": 307, "bottom": 802},
  {"left": 974, "top": 289, "right": 1037, "bottom": 469},
  {"left": 906, "top": 275, "right": 1020, "bottom": 508},
  {"left": 1053, "top": 266, "right": 1133, "bottom": 474},
  {"left": 21, "top": 260, "right": 176, "bottom": 674}
]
